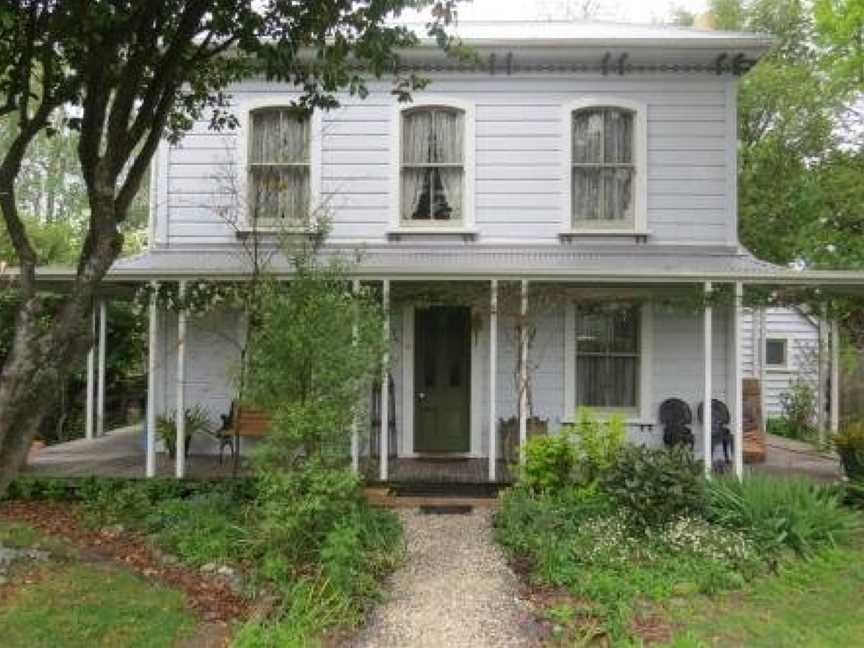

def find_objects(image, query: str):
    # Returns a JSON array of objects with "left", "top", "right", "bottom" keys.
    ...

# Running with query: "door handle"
[{"left": 416, "top": 392, "right": 426, "bottom": 402}]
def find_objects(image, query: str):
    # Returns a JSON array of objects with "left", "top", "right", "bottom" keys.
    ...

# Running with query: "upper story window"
[
  {"left": 248, "top": 107, "right": 310, "bottom": 226},
  {"left": 563, "top": 99, "right": 647, "bottom": 234},
  {"left": 400, "top": 106, "right": 465, "bottom": 225},
  {"left": 572, "top": 108, "right": 634, "bottom": 223}
]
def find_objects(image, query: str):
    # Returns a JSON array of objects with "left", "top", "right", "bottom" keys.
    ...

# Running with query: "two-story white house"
[{"left": 96, "top": 21, "right": 862, "bottom": 483}]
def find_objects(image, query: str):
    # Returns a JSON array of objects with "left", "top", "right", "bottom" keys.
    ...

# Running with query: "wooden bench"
[{"left": 213, "top": 401, "right": 272, "bottom": 462}]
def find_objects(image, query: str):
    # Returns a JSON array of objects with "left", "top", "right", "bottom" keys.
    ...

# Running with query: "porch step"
[{"left": 387, "top": 481, "right": 507, "bottom": 499}]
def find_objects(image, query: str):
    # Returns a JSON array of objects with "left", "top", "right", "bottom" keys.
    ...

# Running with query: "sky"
[{"left": 405, "top": 0, "right": 711, "bottom": 25}]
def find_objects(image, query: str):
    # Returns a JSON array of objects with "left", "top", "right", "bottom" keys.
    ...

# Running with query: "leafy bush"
[
  {"left": 521, "top": 434, "right": 575, "bottom": 493},
  {"left": 778, "top": 377, "right": 817, "bottom": 439},
  {"left": 602, "top": 445, "right": 706, "bottom": 529},
  {"left": 833, "top": 422, "right": 864, "bottom": 480},
  {"left": 569, "top": 408, "right": 627, "bottom": 481},
  {"left": 521, "top": 408, "right": 626, "bottom": 493},
  {"left": 145, "top": 493, "right": 247, "bottom": 567},
  {"left": 706, "top": 475, "right": 861, "bottom": 556}
]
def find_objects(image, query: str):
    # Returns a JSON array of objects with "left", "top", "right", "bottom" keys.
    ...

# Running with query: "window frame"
[
  {"left": 765, "top": 337, "right": 791, "bottom": 371},
  {"left": 390, "top": 97, "right": 476, "bottom": 235},
  {"left": 564, "top": 302, "right": 653, "bottom": 422},
  {"left": 237, "top": 97, "right": 322, "bottom": 231},
  {"left": 560, "top": 97, "right": 648, "bottom": 235}
]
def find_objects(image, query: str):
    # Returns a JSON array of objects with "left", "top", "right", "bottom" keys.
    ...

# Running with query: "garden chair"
[
  {"left": 697, "top": 399, "right": 733, "bottom": 464},
  {"left": 659, "top": 398, "right": 695, "bottom": 450}
]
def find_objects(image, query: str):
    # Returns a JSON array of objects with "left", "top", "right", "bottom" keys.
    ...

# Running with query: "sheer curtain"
[
  {"left": 249, "top": 108, "right": 310, "bottom": 224},
  {"left": 434, "top": 110, "right": 464, "bottom": 221},
  {"left": 401, "top": 111, "right": 432, "bottom": 219},
  {"left": 572, "top": 108, "right": 634, "bottom": 225}
]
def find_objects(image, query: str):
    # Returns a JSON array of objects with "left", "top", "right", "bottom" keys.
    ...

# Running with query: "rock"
[
  {"left": 100, "top": 524, "right": 125, "bottom": 539},
  {"left": 216, "top": 565, "right": 235, "bottom": 577},
  {"left": 201, "top": 562, "right": 218, "bottom": 573}
]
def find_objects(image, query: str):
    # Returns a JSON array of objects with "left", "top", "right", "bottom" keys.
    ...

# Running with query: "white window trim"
[
  {"left": 390, "top": 97, "right": 476, "bottom": 233},
  {"left": 236, "top": 96, "right": 322, "bottom": 232},
  {"left": 564, "top": 302, "right": 653, "bottom": 423},
  {"left": 765, "top": 336, "right": 792, "bottom": 372},
  {"left": 560, "top": 97, "right": 648, "bottom": 235}
]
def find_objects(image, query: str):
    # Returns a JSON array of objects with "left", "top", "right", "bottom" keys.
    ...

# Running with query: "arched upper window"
[
  {"left": 564, "top": 99, "right": 646, "bottom": 233},
  {"left": 247, "top": 106, "right": 311, "bottom": 225},
  {"left": 399, "top": 106, "right": 466, "bottom": 224}
]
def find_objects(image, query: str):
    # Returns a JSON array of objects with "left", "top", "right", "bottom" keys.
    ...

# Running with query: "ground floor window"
[{"left": 575, "top": 304, "right": 641, "bottom": 411}]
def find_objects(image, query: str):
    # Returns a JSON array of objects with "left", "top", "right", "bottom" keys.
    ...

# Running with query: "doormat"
[{"left": 419, "top": 505, "right": 473, "bottom": 515}]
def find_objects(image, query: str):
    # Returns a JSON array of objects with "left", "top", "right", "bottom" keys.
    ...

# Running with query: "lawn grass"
[
  {"left": 0, "top": 562, "right": 197, "bottom": 648},
  {"left": 662, "top": 545, "right": 864, "bottom": 647},
  {"left": 0, "top": 519, "right": 199, "bottom": 648}
]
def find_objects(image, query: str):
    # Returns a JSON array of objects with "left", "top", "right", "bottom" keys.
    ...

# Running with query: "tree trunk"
[{"left": 0, "top": 196, "right": 121, "bottom": 495}]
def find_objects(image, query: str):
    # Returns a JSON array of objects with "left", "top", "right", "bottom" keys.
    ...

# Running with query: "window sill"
[
  {"left": 235, "top": 225, "right": 315, "bottom": 238},
  {"left": 387, "top": 226, "right": 478, "bottom": 240},
  {"left": 559, "top": 229, "right": 651, "bottom": 243},
  {"left": 765, "top": 366, "right": 793, "bottom": 373}
]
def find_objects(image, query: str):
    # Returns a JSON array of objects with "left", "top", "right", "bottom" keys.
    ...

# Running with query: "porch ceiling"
[{"left": 11, "top": 244, "right": 864, "bottom": 292}]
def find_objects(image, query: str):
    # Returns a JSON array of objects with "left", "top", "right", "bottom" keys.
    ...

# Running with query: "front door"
[{"left": 414, "top": 306, "right": 471, "bottom": 453}]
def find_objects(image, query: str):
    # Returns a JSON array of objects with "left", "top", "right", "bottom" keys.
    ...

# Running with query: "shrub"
[
  {"left": 145, "top": 493, "right": 247, "bottom": 567},
  {"left": 521, "top": 433, "right": 575, "bottom": 493},
  {"left": 495, "top": 483, "right": 612, "bottom": 560},
  {"left": 778, "top": 377, "right": 817, "bottom": 439},
  {"left": 601, "top": 445, "right": 706, "bottom": 529},
  {"left": 706, "top": 475, "right": 861, "bottom": 556},
  {"left": 833, "top": 422, "right": 864, "bottom": 480},
  {"left": 569, "top": 408, "right": 627, "bottom": 481}
]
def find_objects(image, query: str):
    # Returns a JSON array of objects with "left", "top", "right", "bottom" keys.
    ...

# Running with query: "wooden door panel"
[{"left": 414, "top": 306, "right": 471, "bottom": 453}]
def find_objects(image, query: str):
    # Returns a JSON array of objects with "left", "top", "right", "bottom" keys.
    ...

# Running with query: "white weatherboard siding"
[
  {"left": 742, "top": 307, "right": 819, "bottom": 417},
  {"left": 157, "top": 309, "right": 245, "bottom": 455},
  {"left": 159, "top": 74, "right": 734, "bottom": 247},
  {"left": 154, "top": 297, "right": 730, "bottom": 459}
]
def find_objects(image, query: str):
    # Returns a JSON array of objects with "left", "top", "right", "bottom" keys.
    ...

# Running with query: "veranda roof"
[{"left": 12, "top": 244, "right": 864, "bottom": 291}]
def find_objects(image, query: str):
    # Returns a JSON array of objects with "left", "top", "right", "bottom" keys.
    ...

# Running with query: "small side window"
[{"left": 765, "top": 338, "right": 788, "bottom": 367}]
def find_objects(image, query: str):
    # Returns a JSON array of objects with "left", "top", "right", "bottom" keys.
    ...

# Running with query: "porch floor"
[{"left": 24, "top": 425, "right": 247, "bottom": 479}]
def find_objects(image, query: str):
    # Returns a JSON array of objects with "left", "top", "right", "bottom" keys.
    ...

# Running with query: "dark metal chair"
[
  {"left": 659, "top": 398, "right": 695, "bottom": 450},
  {"left": 698, "top": 399, "right": 733, "bottom": 464}
]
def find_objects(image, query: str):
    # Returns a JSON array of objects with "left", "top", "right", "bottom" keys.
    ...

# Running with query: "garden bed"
[{"left": 493, "top": 409, "right": 864, "bottom": 645}]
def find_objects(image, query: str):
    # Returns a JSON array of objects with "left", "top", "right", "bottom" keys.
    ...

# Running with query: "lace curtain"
[
  {"left": 572, "top": 108, "right": 634, "bottom": 224},
  {"left": 249, "top": 108, "right": 310, "bottom": 224},
  {"left": 401, "top": 108, "right": 464, "bottom": 222}
]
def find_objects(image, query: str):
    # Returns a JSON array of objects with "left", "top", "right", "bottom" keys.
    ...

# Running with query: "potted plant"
[
  {"left": 499, "top": 416, "right": 549, "bottom": 464},
  {"left": 833, "top": 422, "right": 864, "bottom": 481},
  {"left": 156, "top": 405, "right": 210, "bottom": 459}
]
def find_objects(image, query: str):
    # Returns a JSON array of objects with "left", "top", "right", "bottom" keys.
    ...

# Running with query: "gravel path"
[{"left": 347, "top": 508, "right": 537, "bottom": 648}]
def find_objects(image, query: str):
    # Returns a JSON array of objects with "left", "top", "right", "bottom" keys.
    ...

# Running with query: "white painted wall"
[
  {"left": 157, "top": 294, "right": 732, "bottom": 460},
  {"left": 155, "top": 73, "right": 737, "bottom": 248},
  {"left": 742, "top": 307, "right": 819, "bottom": 418}
]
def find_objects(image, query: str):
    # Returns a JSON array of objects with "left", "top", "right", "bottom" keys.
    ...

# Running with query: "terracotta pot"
[{"left": 28, "top": 440, "right": 46, "bottom": 460}]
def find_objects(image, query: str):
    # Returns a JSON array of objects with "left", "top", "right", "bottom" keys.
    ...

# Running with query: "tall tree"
[{"left": 0, "top": 0, "right": 459, "bottom": 493}]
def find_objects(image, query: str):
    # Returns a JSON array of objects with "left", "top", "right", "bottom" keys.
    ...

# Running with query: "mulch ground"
[{"left": 0, "top": 500, "right": 249, "bottom": 630}]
